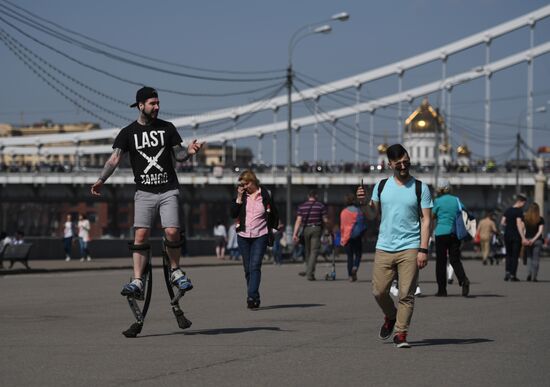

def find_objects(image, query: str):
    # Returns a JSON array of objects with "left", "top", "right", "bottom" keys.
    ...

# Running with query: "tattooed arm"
[
  {"left": 172, "top": 144, "right": 190, "bottom": 162},
  {"left": 173, "top": 139, "right": 204, "bottom": 162},
  {"left": 90, "top": 148, "right": 124, "bottom": 196}
]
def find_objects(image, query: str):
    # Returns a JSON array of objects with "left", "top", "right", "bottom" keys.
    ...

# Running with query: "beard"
[
  {"left": 395, "top": 168, "right": 410, "bottom": 179},
  {"left": 143, "top": 109, "right": 158, "bottom": 121}
]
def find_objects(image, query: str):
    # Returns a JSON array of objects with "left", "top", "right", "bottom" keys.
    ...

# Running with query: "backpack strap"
[
  {"left": 415, "top": 179, "right": 423, "bottom": 219},
  {"left": 377, "top": 178, "right": 388, "bottom": 218}
]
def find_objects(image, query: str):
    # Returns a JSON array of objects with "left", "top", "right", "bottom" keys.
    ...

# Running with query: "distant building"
[
  {"left": 375, "top": 98, "right": 474, "bottom": 169},
  {"left": 0, "top": 120, "right": 109, "bottom": 168},
  {"left": 402, "top": 98, "right": 452, "bottom": 167},
  {"left": 202, "top": 143, "right": 253, "bottom": 167}
]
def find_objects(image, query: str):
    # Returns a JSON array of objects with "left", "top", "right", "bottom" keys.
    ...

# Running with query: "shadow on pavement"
[
  {"left": 422, "top": 294, "right": 505, "bottom": 298},
  {"left": 139, "top": 326, "right": 283, "bottom": 338},
  {"left": 409, "top": 338, "right": 493, "bottom": 347},
  {"left": 259, "top": 303, "right": 325, "bottom": 310}
]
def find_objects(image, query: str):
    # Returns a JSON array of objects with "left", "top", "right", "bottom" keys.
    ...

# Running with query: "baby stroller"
[{"left": 491, "top": 234, "right": 505, "bottom": 265}]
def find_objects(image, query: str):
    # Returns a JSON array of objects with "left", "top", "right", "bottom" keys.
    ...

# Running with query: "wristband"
[{"left": 418, "top": 248, "right": 428, "bottom": 254}]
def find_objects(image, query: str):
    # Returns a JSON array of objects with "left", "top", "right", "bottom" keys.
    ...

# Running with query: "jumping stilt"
[
  {"left": 162, "top": 237, "right": 192, "bottom": 330},
  {"left": 122, "top": 243, "right": 153, "bottom": 338}
]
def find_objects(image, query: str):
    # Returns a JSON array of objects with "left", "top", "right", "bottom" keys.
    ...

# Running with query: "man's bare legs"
[
  {"left": 164, "top": 227, "right": 181, "bottom": 269},
  {"left": 133, "top": 227, "right": 151, "bottom": 280}
]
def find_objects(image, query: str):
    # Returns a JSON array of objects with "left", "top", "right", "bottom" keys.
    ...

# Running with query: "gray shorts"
[{"left": 134, "top": 189, "right": 180, "bottom": 229}]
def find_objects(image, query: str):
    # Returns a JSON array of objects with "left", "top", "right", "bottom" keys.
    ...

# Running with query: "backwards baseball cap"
[
  {"left": 516, "top": 193, "right": 527, "bottom": 201},
  {"left": 130, "top": 86, "right": 158, "bottom": 107}
]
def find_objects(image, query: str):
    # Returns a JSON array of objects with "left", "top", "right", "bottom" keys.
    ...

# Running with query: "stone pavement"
[{"left": 1, "top": 257, "right": 548, "bottom": 386}]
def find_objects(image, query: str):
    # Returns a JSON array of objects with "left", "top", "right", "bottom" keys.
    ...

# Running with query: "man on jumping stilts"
[{"left": 91, "top": 86, "right": 203, "bottom": 302}]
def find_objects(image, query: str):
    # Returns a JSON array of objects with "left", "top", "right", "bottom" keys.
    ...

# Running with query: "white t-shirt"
[
  {"left": 64, "top": 221, "right": 74, "bottom": 238},
  {"left": 213, "top": 224, "right": 227, "bottom": 239},
  {"left": 78, "top": 219, "right": 91, "bottom": 242}
]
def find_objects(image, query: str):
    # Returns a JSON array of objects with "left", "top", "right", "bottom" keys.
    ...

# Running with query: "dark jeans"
[
  {"left": 272, "top": 238, "right": 283, "bottom": 264},
  {"left": 237, "top": 234, "right": 268, "bottom": 301},
  {"left": 63, "top": 237, "right": 72, "bottom": 257},
  {"left": 345, "top": 236, "right": 362, "bottom": 276},
  {"left": 504, "top": 237, "right": 521, "bottom": 277},
  {"left": 435, "top": 234, "right": 468, "bottom": 291}
]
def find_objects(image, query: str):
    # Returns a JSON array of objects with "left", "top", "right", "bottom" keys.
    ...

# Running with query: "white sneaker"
[
  {"left": 415, "top": 286, "right": 422, "bottom": 296},
  {"left": 80, "top": 257, "right": 85, "bottom": 262},
  {"left": 65, "top": 256, "right": 71, "bottom": 262},
  {"left": 86, "top": 256, "right": 91, "bottom": 262},
  {"left": 390, "top": 285, "right": 399, "bottom": 297}
]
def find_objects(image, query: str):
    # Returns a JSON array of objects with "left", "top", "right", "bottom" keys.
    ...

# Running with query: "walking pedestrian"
[
  {"left": 63, "top": 214, "right": 74, "bottom": 261},
  {"left": 477, "top": 212, "right": 498, "bottom": 265},
  {"left": 501, "top": 193, "right": 528, "bottom": 281},
  {"left": 523, "top": 203, "right": 544, "bottom": 282},
  {"left": 91, "top": 86, "right": 204, "bottom": 301},
  {"left": 226, "top": 221, "right": 240, "bottom": 260},
  {"left": 231, "top": 170, "right": 279, "bottom": 309},
  {"left": 292, "top": 190, "right": 328, "bottom": 281},
  {"left": 339, "top": 193, "right": 367, "bottom": 282},
  {"left": 213, "top": 219, "right": 227, "bottom": 259},
  {"left": 78, "top": 213, "right": 92, "bottom": 262},
  {"left": 272, "top": 223, "right": 285, "bottom": 265},
  {"left": 357, "top": 144, "right": 432, "bottom": 348},
  {"left": 432, "top": 179, "right": 470, "bottom": 297}
]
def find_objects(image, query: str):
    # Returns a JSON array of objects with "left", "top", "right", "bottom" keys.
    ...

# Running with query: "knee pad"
[
  {"left": 163, "top": 238, "right": 183, "bottom": 249},
  {"left": 128, "top": 243, "right": 151, "bottom": 252}
]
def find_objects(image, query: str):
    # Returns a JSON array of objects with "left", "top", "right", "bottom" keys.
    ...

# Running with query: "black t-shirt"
[
  {"left": 525, "top": 217, "right": 545, "bottom": 240},
  {"left": 113, "top": 119, "right": 182, "bottom": 193},
  {"left": 503, "top": 207, "right": 524, "bottom": 240}
]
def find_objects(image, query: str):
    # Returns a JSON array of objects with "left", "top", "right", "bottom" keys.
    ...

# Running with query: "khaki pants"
[
  {"left": 372, "top": 249, "right": 419, "bottom": 333},
  {"left": 480, "top": 239, "right": 491, "bottom": 262},
  {"left": 304, "top": 226, "right": 322, "bottom": 278}
]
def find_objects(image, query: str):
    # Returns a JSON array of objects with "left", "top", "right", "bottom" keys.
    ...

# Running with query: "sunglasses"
[{"left": 391, "top": 160, "right": 411, "bottom": 168}]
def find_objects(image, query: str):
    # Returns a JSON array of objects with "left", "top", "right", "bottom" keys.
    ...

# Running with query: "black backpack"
[{"left": 377, "top": 178, "right": 423, "bottom": 220}]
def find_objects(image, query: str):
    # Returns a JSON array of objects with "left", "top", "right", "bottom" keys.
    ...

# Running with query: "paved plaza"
[{"left": 1, "top": 257, "right": 549, "bottom": 386}]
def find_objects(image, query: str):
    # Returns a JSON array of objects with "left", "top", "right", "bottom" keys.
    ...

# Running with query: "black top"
[
  {"left": 503, "top": 207, "right": 524, "bottom": 240},
  {"left": 525, "top": 217, "right": 545, "bottom": 240},
  {"left": 113, "top": 119, "right": 182, "bottom": 193}
]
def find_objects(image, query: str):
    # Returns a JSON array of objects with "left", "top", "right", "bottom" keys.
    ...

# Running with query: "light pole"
[
  {"left": 285, "top": 12, "right": 350, "bottom": 245},
  {"left": 515, "top": 106, "right": 547, "bottom": 195}
]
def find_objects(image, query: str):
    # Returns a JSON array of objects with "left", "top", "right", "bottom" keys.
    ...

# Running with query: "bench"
[{"left": 1, "top": 243, "right": 33, "bottom": 269}]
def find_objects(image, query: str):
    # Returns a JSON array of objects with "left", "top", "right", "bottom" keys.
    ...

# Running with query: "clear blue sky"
[{"left": 0, "top": 0, "right": 549, "bottom": 163}]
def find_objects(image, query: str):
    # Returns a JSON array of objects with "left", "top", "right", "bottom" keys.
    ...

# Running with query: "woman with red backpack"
[{"left": 340, "top": 193, "right": 367, "bottom": 282}]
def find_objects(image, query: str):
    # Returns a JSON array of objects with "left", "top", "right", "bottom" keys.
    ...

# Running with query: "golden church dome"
[
  {"left": 377, "top": 143, "right": 389, "bottom": 154},
  {"left": 404, "top": 98, "right": 445, "bottom": 133},
  {"left": 457, "top": 144, "right": 471, "bottom": 156}
]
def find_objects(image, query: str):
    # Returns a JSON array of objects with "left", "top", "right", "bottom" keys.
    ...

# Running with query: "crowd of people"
[{"left": 81, "top": 86, "right": 545, "bottom": 346}]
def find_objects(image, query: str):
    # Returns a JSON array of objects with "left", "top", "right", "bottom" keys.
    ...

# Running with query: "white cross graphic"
[{"left": 138, "top": 147, "right": 165, "bottom": 174}]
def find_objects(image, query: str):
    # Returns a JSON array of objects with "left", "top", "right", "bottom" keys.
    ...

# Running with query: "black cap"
[
  {"left": 130, "top": 86, "right": 158, "bottom": 107},
  {"left": 516, "top": 193, "right": 527, "bottom": 201}
]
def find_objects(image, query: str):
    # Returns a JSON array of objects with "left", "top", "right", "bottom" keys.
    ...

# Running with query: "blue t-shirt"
[
  {"left": 372, "top": 176, "right": 433, "bottom": 252},
  {"left": 433, "top": 194, "right": 466, "bottom": 236}
]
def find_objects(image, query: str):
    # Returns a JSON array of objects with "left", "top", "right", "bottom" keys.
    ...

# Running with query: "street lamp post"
[
  {"left": 285, "top": 13, "right": 349, "bottom": 246},
  {"left": 515, "top": 106, "right": 548, "bottom": 195}
]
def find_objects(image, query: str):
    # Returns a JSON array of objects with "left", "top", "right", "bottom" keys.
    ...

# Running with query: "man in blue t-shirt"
[{"left": 357, "top": 144, "right": 432, "bottom": 348}]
